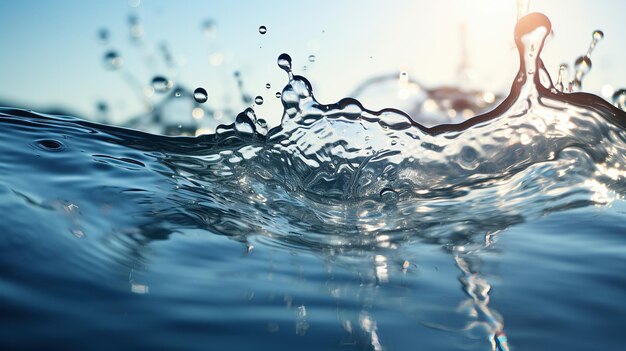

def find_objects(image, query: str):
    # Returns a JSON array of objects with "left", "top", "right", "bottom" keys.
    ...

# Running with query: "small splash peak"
[
  {"left": 514, "top": 13, "right": 552, "bottom": 92},
  {"left": 234, "top": 107, "right": 257, "bottom": 136}
]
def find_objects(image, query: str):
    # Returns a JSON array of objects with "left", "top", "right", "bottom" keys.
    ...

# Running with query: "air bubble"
[
  {"left": 259, "top": 26, "right": 267, "bottom": 35},
  {"left": 151, "top": 76, "right": 173, "bottom": 93},
  {"left": 254, "top": 96, "right": 264, "bottom": 105},
  {"left": 193, "top": 87, "right": 208, "bottom": 103}
]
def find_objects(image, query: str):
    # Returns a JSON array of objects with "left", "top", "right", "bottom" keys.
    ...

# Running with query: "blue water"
[{"left": 1, "top": 13, "right": 626, "bottom": 350}]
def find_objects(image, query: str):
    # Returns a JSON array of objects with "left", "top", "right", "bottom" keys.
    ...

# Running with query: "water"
[
  {"left": 152, "top": 76, "right": 173, "bottom": 93},
  {"left": 1, "top": 12, "right": 626, "bottom": 351},
  {"left": 193, "top": 87, "right": 209, "bottom": 104}
]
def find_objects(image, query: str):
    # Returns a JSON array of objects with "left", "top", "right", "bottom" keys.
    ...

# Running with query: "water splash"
[
  {"left": 570, "top": 29, "right": 604, "bottom": 91},
  {"left": 1, "top": 11, "right": 625, "bottom": 351}
]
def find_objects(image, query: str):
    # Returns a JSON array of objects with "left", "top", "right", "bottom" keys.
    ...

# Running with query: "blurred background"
[{"left": 0, "top": 0, "right": 624, "bottom": 130}]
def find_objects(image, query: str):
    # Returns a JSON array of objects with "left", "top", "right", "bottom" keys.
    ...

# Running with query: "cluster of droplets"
[{"left": 555, "top": 30, "right": 604, "bottom": 93}]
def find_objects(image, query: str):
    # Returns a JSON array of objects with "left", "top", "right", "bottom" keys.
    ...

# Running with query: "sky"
[{"left": 0, "top": 0, "right": 624, "bottom": 126}]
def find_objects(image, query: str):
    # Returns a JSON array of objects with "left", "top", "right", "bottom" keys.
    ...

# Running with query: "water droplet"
[
  {"left": 585, "top": 29, "right": 604, "bottom": 59},
  {"left": 128, "top": 14, "right": 144, "bottom": 41},
  {"left": 96, "top": 101, "right": 108, "bottom": 113},
  {"left": 593, "top": 30, "right": 604, "bottom": 41},
  {"left": 258, "top": 25, "right": 267, "bottom": 34},
  {"left": 254, "top": 96, "right": 264, "bottom": 105},
  {"left": 151, "top": 76, "right": 173, "bottom": 93},
  {"left": 308, "top": 54, "right": 316, "bottom": 62},
  {"left": 202, "top": 19, "right": 217, "bottom": 38},
  {"left": 275, "top": 92, "right": 282, "bottom": 98},
  {"left": 173, "top": 87, "right": 183, "bottom": 97},
  {"left": 574, "top": 56, "right": 592, "bottom": 75},
  {"left": 255, "top": 118, "right": 268, "bottom": 136},
  {"left": 277, "top": 53, "right": 292, "bottom": 73},
  {"left": 103, "top": 51, "right": 122, "bottom": 70},
  {"left": 98, "top": 28, "right": 109, "bottom": 43},
  {"left": 193, "top": 87, "right": 208, "bottom": 103},
  {"left": 265, "top": 83, "right": 271, "bottom": 89},
  {"left": 256, "top": 118, "right": 267, "bottom": 128},
  {"left": 555, "top": 63, "right": 568, "bottom": 92}
]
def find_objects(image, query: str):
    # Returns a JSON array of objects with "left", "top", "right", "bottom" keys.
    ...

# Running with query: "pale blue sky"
[{"left": 0, "top": 0, "right": 624, "bottom": 125}]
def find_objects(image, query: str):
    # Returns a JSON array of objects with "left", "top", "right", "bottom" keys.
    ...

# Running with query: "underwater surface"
[{"left": 1, "top": 13, "right": 626, "bottom": 350}]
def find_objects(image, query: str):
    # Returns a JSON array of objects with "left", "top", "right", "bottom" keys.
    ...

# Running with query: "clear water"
[{"left": 1, "top": 13, "right": 626, "bottom": 350}]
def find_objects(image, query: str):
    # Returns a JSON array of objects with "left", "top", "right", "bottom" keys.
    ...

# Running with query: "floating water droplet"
[
  {"left": 173, "top": 87, "right": 183, "bottom": 98},
  {"left": 275, "top": 92, "right": 282, "bottom": 98},
  {"left": 308, "top": 55, "right": 316, "bottom": 62},
  {"left": 151, "top": 76, "right": 172, "bottom": 93},
  {"left": 103, "top": 51, "right": 122, "bottom": 70},
  {"left": 574, "top": 56, "right": 592, "bottom": 75},
  {"left": 265, "top": 83, "right": 271, "bottom": 89},
  {"left": 193, "top": 87, "right": 208, "bottom": 103},
  {"left": 98, "top": 28, "right": 109, "bottom": 43},
  {"left": 254, "top": 96, "right": 264, "bottom": 105},
  {"left": 277, "top": 53, "right": 292, "bottom": 73},
  {"left": 96, "top": 101, "right": 108, "bottom": 113},
  {"left": 202, "top": 19, "right": 217, "bottom": 38},
  {"left": 128, "top": 14, "right": 144, "bottom": 41},
  {"left": 258, "top": 25, "right": 267, "bottom": 34},
  {"left": 593, "top": 30, "right": 604, "bottom": 41}
]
